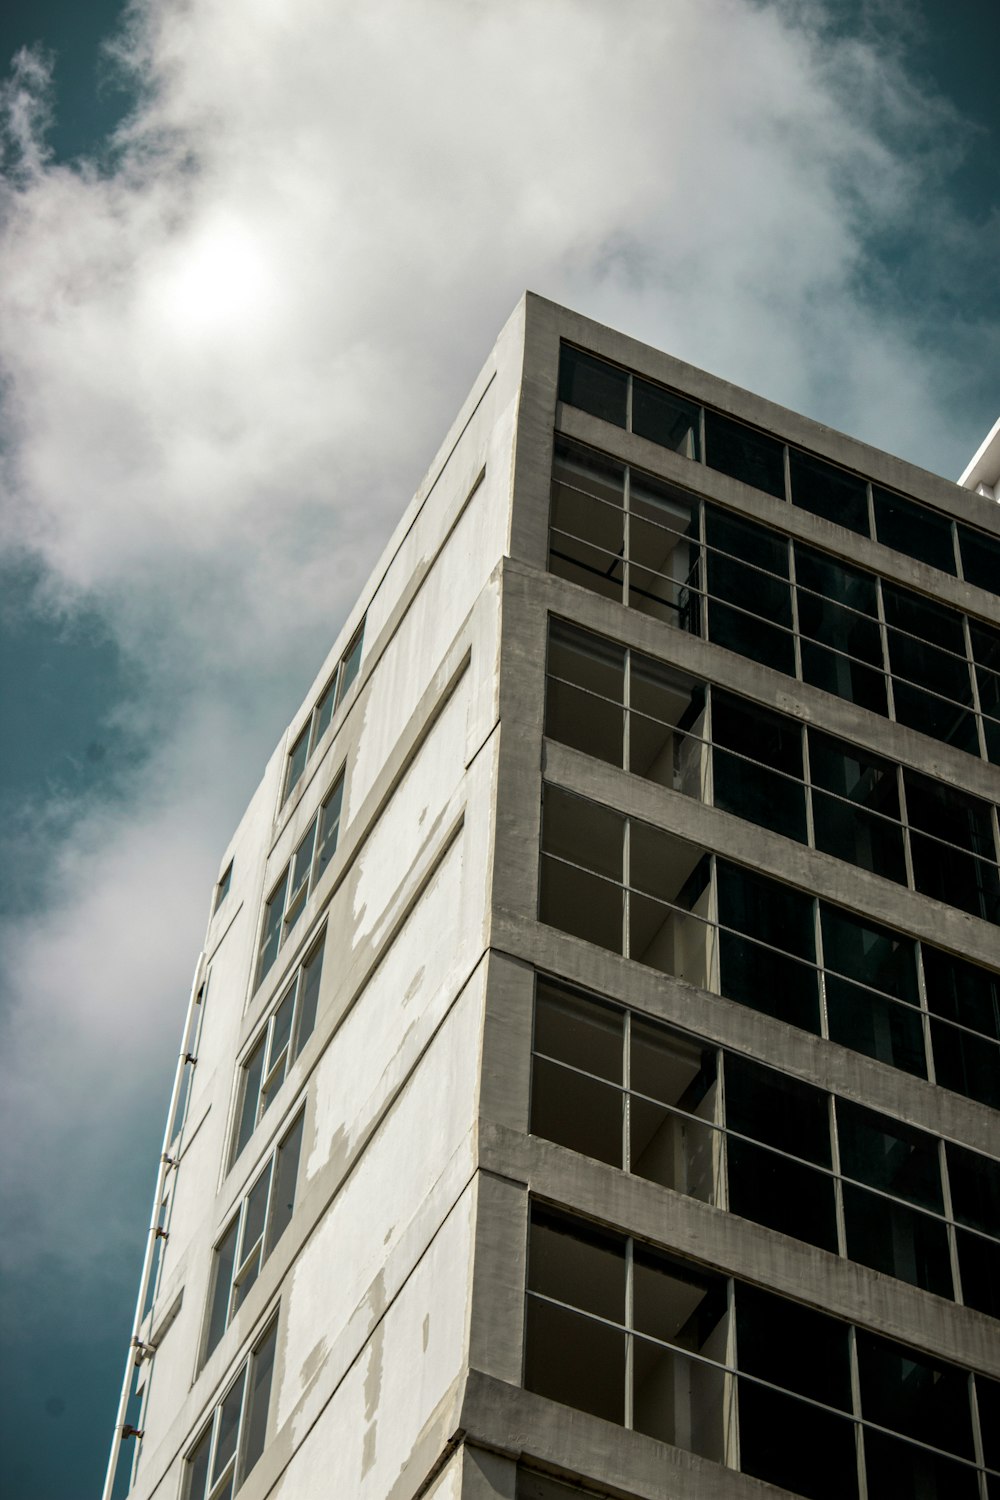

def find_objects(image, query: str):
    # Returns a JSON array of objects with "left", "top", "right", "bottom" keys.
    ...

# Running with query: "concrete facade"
[{"left": 108, "top": 296, "right": 1000, "bottom": 1500}]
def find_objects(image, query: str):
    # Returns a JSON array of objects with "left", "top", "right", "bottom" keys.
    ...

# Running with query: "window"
[
  {"left": 538, "top": 784, "right": 1000, "bottom": 1108},
  {"left": 549, "top": 435, "right": 1000, "bottom": 765},
  {"left": 531, "top": 976, "right": 1000, "bottom": 1305},
  {"left": 524, "top": 1204, "right": 999, "bottom": 1499},
  {"left": 256, "top": 774, "right": 343, "bottom": 988},
  {"left": 205, "top": 1117, "right": 303, "bottom": 1363},
  {"left": 187, "top": 1316, "right": 277, "bottom": 1499},
  {"left": 214, "top": 862, "right": 233, "bottom": 913},
  {"left": 544, "top": 620, "right": 1000, "bottom": 922},
  {"left": 233, "top": 936, "right": 323, "bottom": 1163},
  {"left": 282, "top": 620, "right": 364, "bottom": 804},
  {"left": 556, "top": 341, "right": 1000, "bottom": 599}
]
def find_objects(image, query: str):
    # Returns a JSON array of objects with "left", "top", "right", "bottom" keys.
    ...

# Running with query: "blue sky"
[{"left": 0, "top": 1, "right": 997, "bottom": 1495}]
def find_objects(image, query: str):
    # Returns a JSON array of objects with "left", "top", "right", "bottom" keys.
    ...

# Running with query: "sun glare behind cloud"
[{"left": 149, "top": 214, "right": 277, "bottom": 344}]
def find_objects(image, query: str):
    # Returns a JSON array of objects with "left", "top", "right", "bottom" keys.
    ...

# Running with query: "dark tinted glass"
[
  {"left": 837, "top": 1101, "right": 941, "bottom": 1210},
  {"left": 739, "top": 1380, "right": 858, "bottom": 1500},
  {"left": 705, "top": 410, "right": 785, "bottom": 498},
  {"left": 725, "top": 1054, "right": 829, "bottom": 1164},
  {"left": 958, "top": 524, "right": 1000, "bottom": 593},
  {"left": 558, "top": 345, "right": 628, "bottom": 427},
  {"left": 728, "top": 1137, "right": 838, "bottom": 1251},
  {"left": 842, "top": 1184, "right": 953, "bottom": 1296},
  {"left": 809, "top": 731, "right": 905, "bottom": 882},
  {"left": 922, "top": 945, "right": 1000, "bottom": 1042},
  {"left": 856, "top": 1333, "right": 974, "bottom": 1458},
  {"left": 632, "top": 378, "right": 700, "bottom": 458},
  {"left": 863, "top": 1429, "right": 980, "bottom": 1500},
  {"left": 234, "top": 1036, "right": 266, "bottom": 1160},
  {"left": 904, "top": 771, "right": 1000, "bottom": 923},
  {"left": 712, "top": 692, "right": 806, "bottom": 842},
  {"left": 338, "top": 626, "right": 364, "bottom": 702},
  {"left": 241, "top": 1320, "right": 277, "bottom": 1478},
  {"left": 265, "top": 1112, "right": 304, "bottom": 1254},
  {"left": 283, "top": 726, "right": 309, "bottom": 802},
  {"left": 945, "top": 1143, "right": 1000, "bottom": 1236},
  {"left": 873, "top": 488, "right": 957, "bottom": 574},
  {"left": 717, "top": 863, "right": 819, "bottom": 1031},
  {"left": 294, "top": 940, "right": 323, "bottom": 1054},
  {"left": 705, "top": 508, "right": 794, "bottom": 674},
  {"left": 790, "top": 450, "right": 868, "bottom": 534},
  {"left": 795, "top": 545, "right": 887, "bottom": 713},
  {"left": 204, "top": 1217, "right": 238, "bottom": 1360},
  {"left": 736, "top": 1284, "right": 852, "bottom": 1410},
  {"left": 955, "top": 1228, "right": 1000, "bottom": 1318}
]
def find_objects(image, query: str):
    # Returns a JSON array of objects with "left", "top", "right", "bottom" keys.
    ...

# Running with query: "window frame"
[
  {"left": 186, "top": 1315, "right": 278, "bottom": 1499},
  {"left": 281, "top": 621, "right": 365, "bottom": 806},
  {"left": 204, "top": 1116, "right": 303, "bottom": 1366},
  {"left": 232, "top": 935, "right": 323, "bottom": 1165},
  {"left": 255, "top": 773, "right": 344, "bottom": 990}
]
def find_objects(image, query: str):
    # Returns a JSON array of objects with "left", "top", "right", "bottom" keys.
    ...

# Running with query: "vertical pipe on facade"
[{"left": 101, "top": 950, "right": 207, "bottom": 1500}]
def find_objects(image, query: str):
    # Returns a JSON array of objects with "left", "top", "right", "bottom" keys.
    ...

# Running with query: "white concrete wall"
[{"left": 123, "top": 303, "right": 523, "bottom": 1500}]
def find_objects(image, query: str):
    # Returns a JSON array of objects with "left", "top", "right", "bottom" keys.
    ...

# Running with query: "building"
[{"left": 104, "top": 295, "right": 1000, "bottom": 1500}]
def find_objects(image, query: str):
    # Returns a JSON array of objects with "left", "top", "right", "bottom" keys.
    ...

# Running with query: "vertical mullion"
[
  {"left": 938, "top": 1137, "right": 964, "bottom": 1307},
  {"left": 623, "top": 1009, "right": 631, "bottom": 1175},
  {"left": 914, "top": 940, "right": 936, "bottom": 1085},
  {"left": 623, "top": 646, "right": 631, "bottom": 776},
  {"left": 782, "top": 444, "right": 792, "bottom": 505},
  {"left": 962, "top": 613, "right": 990, "bottom": 763},
  {"left": 233, "top": 1357, "right": 253, "bottom": 1490},
  {"left": 864, "top": 480, "right": 876, "bottom": 542},
  {"left": 725, "top": 1276, "right": 739, "bottom": 1471},
  {"left": 624, "top": 1236, "right": 635, "bottom": 1431},
  {"left": 789, "top": 539, "right": 803, "bottom": 683},
  {"left": 896, "top": 766, "right": 917, "bottom": 894},
  {"left": 801, "top": 726, "right": 815, "bottom": 850},
  {"left": 228, "top": 1199, "right": 248, "bottom": 1326},
  {"left": 829, "top": 1097, "right": 847, "bottom": 1262},
  {"left": 622, "top": 816, "right": 631, "bottom": 962},
  {"left": 874, "top": 577, "right": 896, "bottom": 724},
  {"left": 848, "top": 1323, "right": 868, "bottom": 1500},
  {"left": 698, "top": 405, "right": 707, "bottom": 468},
  {"left": 814, "top": 896, "right": 830, "bottom": 1042},
  {"left": 717, "top": 1049, "right": 729, "bottom": 1213},
  {"left": 623, "top": 463, "right": 631, "bottom": 609}
]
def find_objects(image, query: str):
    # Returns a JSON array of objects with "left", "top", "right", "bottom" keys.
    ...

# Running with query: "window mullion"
[
  {"left": 848, "top": 1323, "right": 867, "bottom": 1500},
  {"left": 624, "top": 1236, "right": 635, "bottom": 1431}
]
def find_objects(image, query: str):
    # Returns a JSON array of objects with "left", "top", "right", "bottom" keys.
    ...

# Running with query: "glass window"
[
  {"left": 256, "top": 870, "right": 288, "bottom": 987},
  {"left": 282, "top": 726, "right": 310, "bottom": 805},
  {"left": 632, "top": 377, "right": 700, "bottom": 459},
  {"left": 820, "top": 904, "right": 924, "bottom": 1076},
  {"left": 970, "top": 620, "right": 1000, "bottom": 764},
  {"left": 873, "top": 488, "right": 957, "bottom": 574},
  {"left": 205, "top": 1118, "right": 302, "bottom": 1363},
  {"left": 795, "top": 544, "right": 887, "bottom": 715},
  {"left": 337, "top": 625, "right": 364, "bottom": 705},
  {"left": 809, "top": 731, "right": 906, "bottom": 883},
  {"left": 705, "top": 507, "right": 794, "bottom": 675},
  {"left": 725, "top": 1055, "right": 837, "bottom": 1251},
  {"left": 922, "top": 944, "right": 1000, "bottom": 1110},
  {"left": 233, "top": 938, "right": 323, "bottom": 1164},
  {"left": 856, "top": 1332, "right": 975, "bottom": 1460},
  {"left": 958, "top": 524, "right": 1000, "bottom": 593},
  {"left": 882, "top": 584, "right": 977, "bottom": 752},
  {"left": 557, "top": 345, "right": 628, "bottom": 428},
  {"left": 717, "top": 863, "right": 819, "bottom": 1032},
  {"left": 187, "top": 1319, "right": 278, "bottom": 1499},
  {"left": 712, "top": 691, "right": 806, "bottom": 844},
  {"left": 313, "top": 774, "right": 344, "bottom": 883},
  {"left": 903, "top": 770, "right": 1000, "bottom": 924},
  {"left": 214, "top": 862, "right": 233, "bottom": 912},
  {"left": 704, "top": 409, "right": 785, "bottom": 498},
  {"left": 627, "top": 471, "right": 699, "bottom": 626},
  {"left": 789, "top": 450, "right": 869, "bottom": 535}
]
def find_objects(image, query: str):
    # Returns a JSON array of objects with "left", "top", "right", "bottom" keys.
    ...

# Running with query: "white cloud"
[{"left": 0, "top": 0, "right": 996, "bottom": 1336}]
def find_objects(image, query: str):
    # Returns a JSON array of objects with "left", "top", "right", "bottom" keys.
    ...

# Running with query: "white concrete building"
[{"left": 106, "top": 296, "right": 1000, "bottom": 1500}]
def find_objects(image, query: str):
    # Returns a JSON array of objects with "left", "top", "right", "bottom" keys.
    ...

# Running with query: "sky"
[{"left": 0, "top": 0, "right": 997, "bottom": 1494}]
